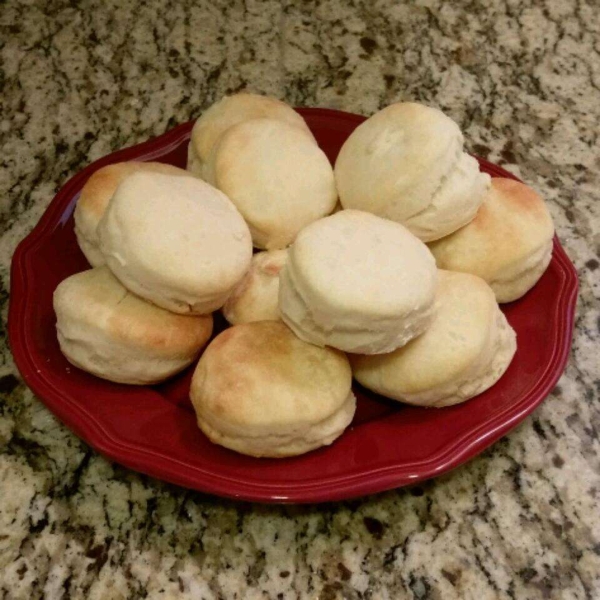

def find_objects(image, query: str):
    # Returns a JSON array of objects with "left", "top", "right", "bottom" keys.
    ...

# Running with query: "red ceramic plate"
[{"left": 9, "top": 108, "right": 578, "bottom": 503}]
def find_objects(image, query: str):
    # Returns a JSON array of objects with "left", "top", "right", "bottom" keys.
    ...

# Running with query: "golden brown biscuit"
[
  {"left": 428, "top": 178, "right": 554, "bottom": 302},
  {"left": 54, "top": 267, "right": 213, "bottom": 384},
  {"left": 190, "top": 321, "right": 355, "bottom": 457}
]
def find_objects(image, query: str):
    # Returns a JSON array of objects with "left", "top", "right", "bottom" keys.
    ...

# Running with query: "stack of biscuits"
[{"left": 54, "top": 93, "right": 555, "bottom": 458}]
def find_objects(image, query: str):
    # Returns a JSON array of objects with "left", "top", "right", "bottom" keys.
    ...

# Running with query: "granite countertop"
[{"left": 1, "top": 0, "right": 599, "bottom": 598}]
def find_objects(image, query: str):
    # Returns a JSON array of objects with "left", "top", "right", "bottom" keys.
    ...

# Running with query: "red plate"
[{"left": 8, "top": 108, "right": 578, "bottom": 503}]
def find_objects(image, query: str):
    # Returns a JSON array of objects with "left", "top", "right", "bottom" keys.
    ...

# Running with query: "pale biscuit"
[
  {"left": 222, "top": 249, "right": 288, "bottom": 325},
  {"left": 98, "top": 172, "right": 252, "bottom": 314},
  {"left": 74, "top": 161, "right": 191, "bottom": 266},
  {"left": 334, "top": 102, "right": 490, "bottom": 242},
  {"left": 279, "top": 210, "right": 437, "bottom": 354},
  {"left": 204, "top": 118, "right": 337, "bottom": 249},
  {"left": 187, "top": 92, "right": 314, "bottom": 179}
]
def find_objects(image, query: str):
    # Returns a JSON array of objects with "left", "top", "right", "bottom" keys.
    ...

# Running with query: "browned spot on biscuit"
[
  {"left": 261, "top": 260, "right": 284, "bottom": 276},
  {"left": 212, "top": 402, "right": 227, "bottom": 416},
  {"left": 110, "top": 297, "right": 213, "bottom": 356},
  {"left": 492, "top": 178, "right": 546, "bottom": 215},
  {"left": 79, "top": 162, "right": 190, "bottom": 218}
]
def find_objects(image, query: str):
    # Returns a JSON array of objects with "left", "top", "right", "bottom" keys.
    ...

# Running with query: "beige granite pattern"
[{"left": 1, "top": 0, "right": 599, "bottom": 598}]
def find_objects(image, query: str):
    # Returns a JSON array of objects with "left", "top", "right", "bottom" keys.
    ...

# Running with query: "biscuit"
[
  {"left": 334, "top": 102, "right": 490, "bottom": 241},
  {"left": 187, "top": 92, "right": 314, "bottom": 179},
  {"left": 351, "top": 270, "right": 517, "bottom": 407},
  {"left": 54, "top": 267, "right": 213, "bottom": 384},
  {"left": 204, "top": 118, "right": 337, "bottom": 249},
  {"left": 98, "top": 172, "right": 252, "bottom": 314},
  {"left": 190, "top": 321, "right": 355, "bottom": 457},
  {"left": 74, "top": 161, "right": 191, "bottom": 266},
  {"left": 279, "top": 210, "right": 438, "bottom": 354},
  {"left": 222, "top": 249, "right": 288, "bottom": 325},
  {"left": 428, "top": 178, "right": 555, "bottom": 302}
]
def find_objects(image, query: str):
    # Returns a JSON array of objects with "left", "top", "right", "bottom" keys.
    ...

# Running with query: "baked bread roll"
[
  {"left": 334, "top": 102, "right": 490, "bottom": 242},
  {"left": 187, "top": 92, "right": 314, "bottom": 179},
  {"left": 351, "top": 270, "right": 517, "bottom": 407},
  {"left": 222, "top": 249, "right": 288, "bottom": 325},
  {"left": 428, "top": 178, "right": 555, "bottom": 302},
  {"left": 54, "top": 267, "right": 213, "bottom": 384},
  {"left": 97, "top": 172, "right": 252, "bottom": 315},
  {"left": 190, "top": 321, "right": 356, "bottom": 457},
  {"left": 74, "top": 161, "right": 191, "bottom": 266},
  {"left": 203, "top": 118, "right": 337, "bottom": 249},
  {"left": 279, "top": 210, "right": 437, "bottom": 354}
]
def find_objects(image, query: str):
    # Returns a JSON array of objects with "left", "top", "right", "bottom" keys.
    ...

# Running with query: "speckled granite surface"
[{"left": 1, "top": 0, "right": 599, "bottom": 598}]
